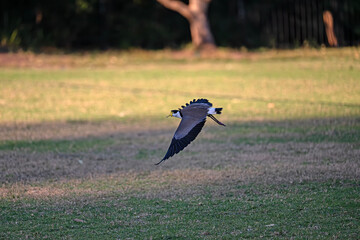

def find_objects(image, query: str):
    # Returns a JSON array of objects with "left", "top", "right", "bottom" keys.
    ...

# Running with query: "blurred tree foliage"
[{"left": 1, "top": 0, "right": 359, "bottom": 51}]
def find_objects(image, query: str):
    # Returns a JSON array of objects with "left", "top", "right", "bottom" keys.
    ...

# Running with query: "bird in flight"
[{"left": 156, "top": 98, "right": 225, "bottom": 165}]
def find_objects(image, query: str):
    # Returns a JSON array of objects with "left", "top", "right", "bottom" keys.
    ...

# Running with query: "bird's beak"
[{"left": 166, "top": 112, "right": 172, "bottom": 118}]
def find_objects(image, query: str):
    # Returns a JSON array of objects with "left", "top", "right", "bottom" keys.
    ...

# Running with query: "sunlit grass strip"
[{"left": 1, "top": 54, "right": 359, "bottom": 123}]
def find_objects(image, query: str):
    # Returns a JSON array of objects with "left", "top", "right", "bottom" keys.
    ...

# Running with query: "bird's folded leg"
[{"left": 208, "top": 114, "right": 226, "bottom": 126}]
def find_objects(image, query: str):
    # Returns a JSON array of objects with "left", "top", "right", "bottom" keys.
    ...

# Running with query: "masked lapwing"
[{"left": 156, "top": 98, "right": 225, "bottom": 165}]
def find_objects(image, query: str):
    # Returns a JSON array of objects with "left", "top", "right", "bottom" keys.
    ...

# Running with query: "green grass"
[
  {"left": 1, "top": 181, "right": 359, "bottom": 239},
  {"left": 0, "top": 48, "right": 360, "bottom": 239},
  {"left": 1, "top": 119, "right": 359, "bottom": 152},
  {"left": 1, "top": 50, "right": 359, "bottom": 123}
]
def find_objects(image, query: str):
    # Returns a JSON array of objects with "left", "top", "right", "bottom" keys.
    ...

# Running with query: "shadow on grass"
[
  {"left": 0, "top": 116, "right": 359, "bottom": 183},
  {"left": 1, "top": 117, "right": 358, "bottom": 152}
]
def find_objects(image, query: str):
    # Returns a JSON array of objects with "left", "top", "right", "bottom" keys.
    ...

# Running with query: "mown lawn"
[
  {"left": 0, "top": 48, "right": 359, "bottom": 239},
  {"left": 2, "top": 182, "right": 359, "bottom": 239}
]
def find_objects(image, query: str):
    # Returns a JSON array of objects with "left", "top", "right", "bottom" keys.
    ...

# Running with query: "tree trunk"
[
  {"left": 323, "top": 11, "right": 338, "bottom": 47},
  {"left": 188, "top": 0, "right": 215, "bottom": 49},
  {"left": 157, "top": 0, "right": 216, "bottom": 50}
]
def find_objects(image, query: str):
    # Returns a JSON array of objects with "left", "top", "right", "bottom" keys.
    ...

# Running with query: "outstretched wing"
[{"left": 156, "top": 118, "right": 206, "bottom": 165}]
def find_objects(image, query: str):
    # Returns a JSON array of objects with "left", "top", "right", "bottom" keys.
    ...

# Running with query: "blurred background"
[{"left": 1, "top": 0, "right": 360, "bottom": 51}]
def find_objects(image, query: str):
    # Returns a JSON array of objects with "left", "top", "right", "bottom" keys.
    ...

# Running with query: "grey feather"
[
  {"left": 174, "top": 104, "right": 208, "bottom": 139},
  {"left": 156, "top": 98, "right": 224, "bottom": 165}
]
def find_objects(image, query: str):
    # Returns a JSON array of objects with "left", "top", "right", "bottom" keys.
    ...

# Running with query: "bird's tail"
[
  {"left": 208, "top": 114, "right": 226, "bottom": 126},
  {"left": 215, "top": 108, "right": 223, "bottom": 114}
]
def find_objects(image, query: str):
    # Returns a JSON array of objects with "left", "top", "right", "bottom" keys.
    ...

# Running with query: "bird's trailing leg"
[{"left": 208, "top": 114, "right": 226, "bottom": 126}]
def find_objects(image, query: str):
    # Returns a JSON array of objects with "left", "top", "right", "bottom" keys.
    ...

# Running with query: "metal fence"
[{"left": 232, "top": 0, "right": 360, "bottom": 48}]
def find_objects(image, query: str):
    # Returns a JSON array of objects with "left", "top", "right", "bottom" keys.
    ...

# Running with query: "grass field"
[{"left": 0, "top": 48, "right": 360, "bottom": 239}]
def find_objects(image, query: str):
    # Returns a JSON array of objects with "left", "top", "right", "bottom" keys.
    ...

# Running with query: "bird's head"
[{"left": 167, "top": 109, "right": 182, "bottom": 119}]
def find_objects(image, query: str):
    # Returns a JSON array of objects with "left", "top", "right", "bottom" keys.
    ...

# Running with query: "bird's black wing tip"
[
  {"left": 157, "top": 120, "right": 206, "bottom": 165},
  {"left": 154, "top": 160, "right": 163, "bottom": 165},
  {"left": 155, "top": 158, "right": 167, "bottom": 165}
]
